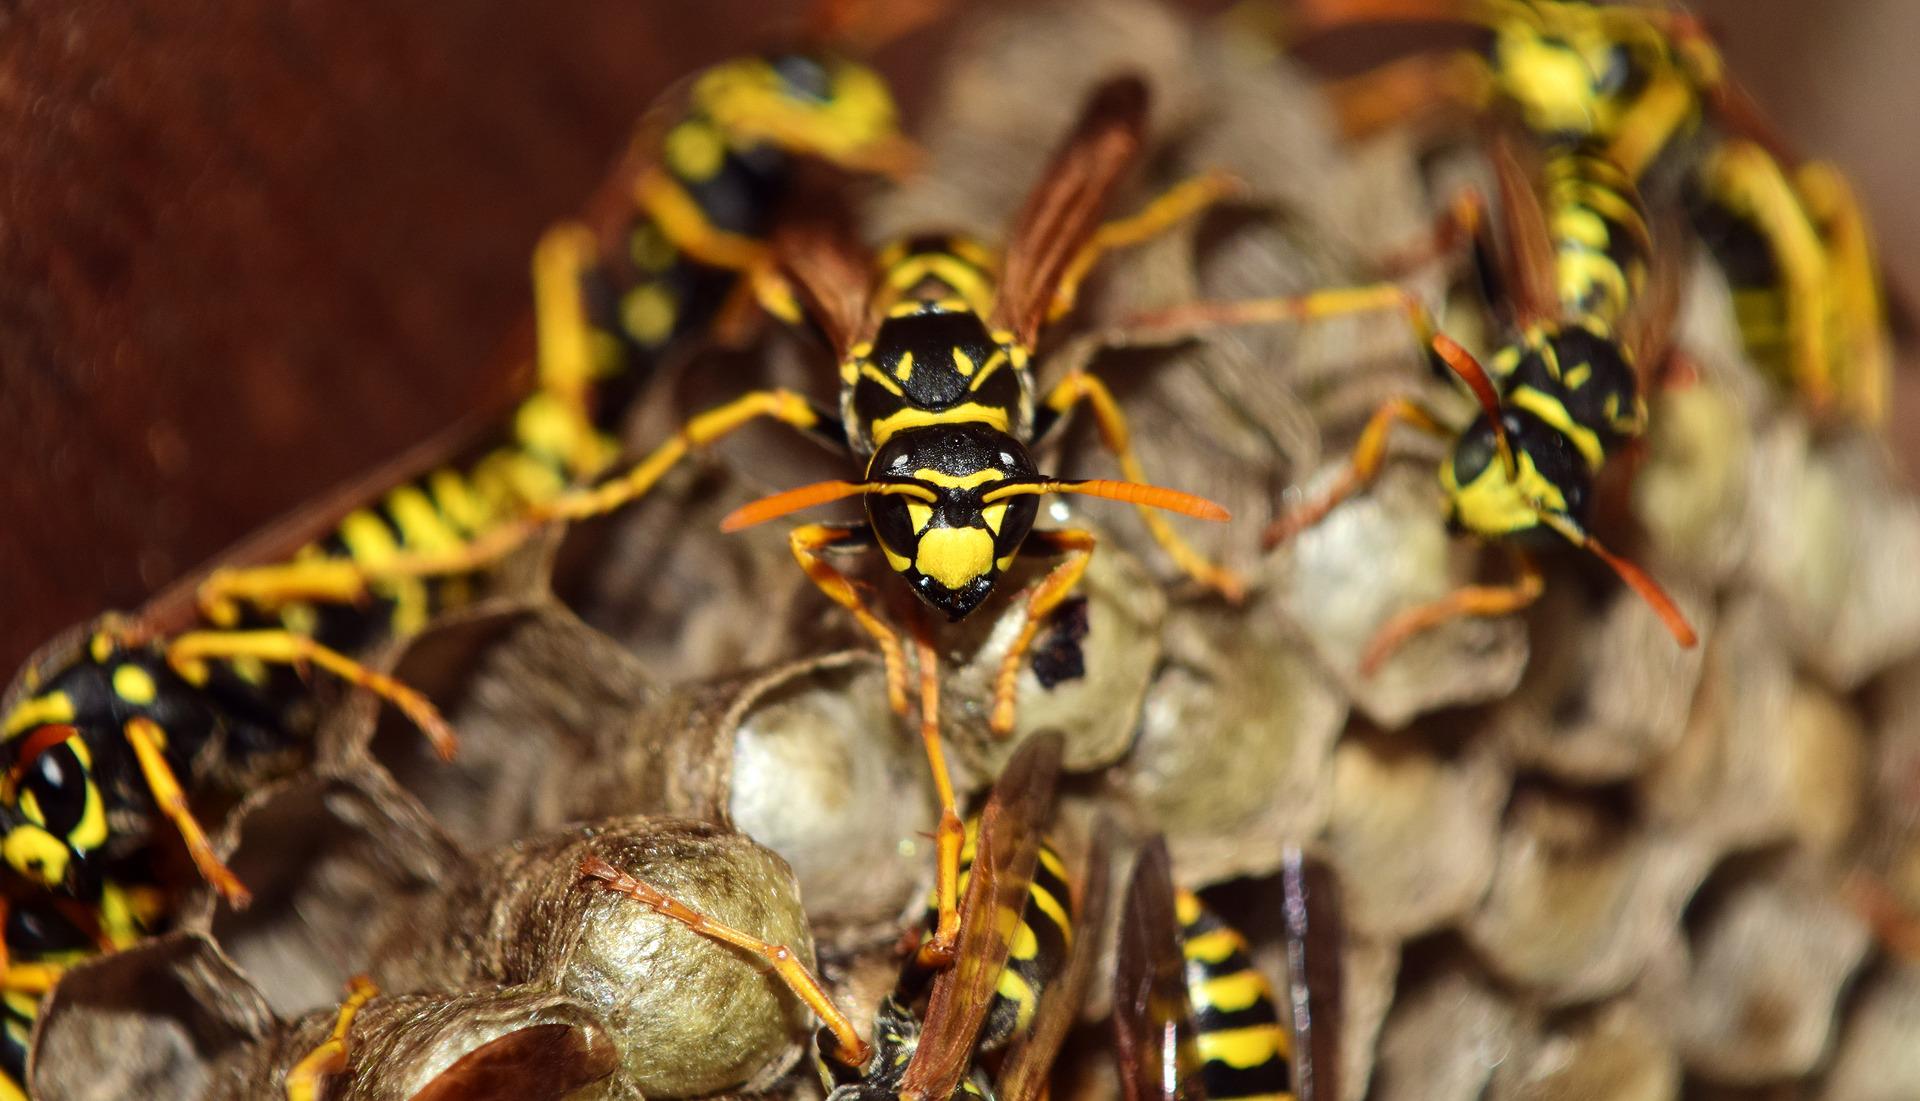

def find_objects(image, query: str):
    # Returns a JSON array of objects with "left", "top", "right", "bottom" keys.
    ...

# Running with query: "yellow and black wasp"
[
  {"left": 0, "top": 17, "right": 923, "bottom": 916},
  {"left": 308, "top": 74, "right": 1238, "bottom": 956},
  {"left": 1137, "top": 130, "right": 1697, "bottom": 671},
  {"left": 0, "top": 879, "right": 161, "bottom": 1101},
  {"left": 1113, "top": 839, "right": 1344, "bottom": 1101},
  {"left": 1284, "top": 0, "right": 1891, "bottom": 423},
  {"left": 583, "top": 731, "right": 1109, "bottom": 1101}
]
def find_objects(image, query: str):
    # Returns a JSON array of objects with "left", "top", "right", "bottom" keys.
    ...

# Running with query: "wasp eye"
[{"left": 21, "top": 741, "right": 88, "bottom": 839}]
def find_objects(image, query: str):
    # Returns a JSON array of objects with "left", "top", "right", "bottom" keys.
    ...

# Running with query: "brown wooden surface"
[{"left": 0, "top": 0, "right": 1913, "bottom": 673}]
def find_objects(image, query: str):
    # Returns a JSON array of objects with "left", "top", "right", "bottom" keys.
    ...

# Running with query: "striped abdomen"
[
  {"left": 1176, "top": 888, "right": 1293, "bottom": 1101},
  {"left": 1541, "top": 143, "right": 1652, "bottom": 331}
]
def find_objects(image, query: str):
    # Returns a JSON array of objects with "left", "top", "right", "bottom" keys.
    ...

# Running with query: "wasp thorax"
[{"left": 865, "top": 425, "right": 1040, "bottom": 621}]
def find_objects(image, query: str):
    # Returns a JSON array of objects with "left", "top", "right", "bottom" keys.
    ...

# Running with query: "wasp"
[
  {"left": 585, "top": 731, "right": 1108, "bottom": 1101},
  {"left": 0, "top": 880, "right": 161, "bottom": 1101},
  {"left": 0, "top": 18, "right": 924, "bottom": 917},
  {"left": 1135, "top": 130, "right": 1697, "bottom": 671},
  {"left": 1114, "top": 840, "right": 1344, "bottom": 1101},
  {"left": 1285, "top": 0, "right": 1891, "bottom": 423},
  {"left": 309, "top": 75, "right": 1238, "bottom": 956}
]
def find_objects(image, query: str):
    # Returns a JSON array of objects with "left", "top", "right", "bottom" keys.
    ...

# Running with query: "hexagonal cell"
[
  {"left": 1676, "top": 854, "right": 1871, "bottom": 1085},
  {"left": 1488, "top": 998, "right": 1680, "bottom": 1101},
  {"left": 1116, "top": 602, "right": 1344, "bottom": 885},
  {"left": 1818, "top": 962, "right": 1920, "bottom": 1101},
  {"left": 1323, "top": 730, "right": 1506, "bottom": 940},
  {"left": 1371, "top": 948, "right": 1525, "bottom": 1101},
  {"left": 1634, "top": 380, "right": 1755, "bottom": 589},
  {"left": 1273, "top": 463, "right": 1529, "bottom": 727},
  {"left": 1464, "top": 783, "right": 1711, "bottom": 1004}
]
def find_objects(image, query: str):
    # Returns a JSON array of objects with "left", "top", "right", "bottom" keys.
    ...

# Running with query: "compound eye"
[
  {"left": 21, "top": 740, "right": 88, "bottom": 840},
  {"left": 866, "top": 494, "right": 919, "bottom": 562}
]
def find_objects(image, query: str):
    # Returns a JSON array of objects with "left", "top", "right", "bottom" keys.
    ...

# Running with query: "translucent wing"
[
  {"left": 997, "top": 828, "right": 1114, "bottom": 1101},
  {"left": 1485, "top": 128, "right": 1560, "bottom": 328},
  {"left": 1111, "top": 837, "right": 1203, "bottom": 1101},
  {"left": 1282, "top": 849, "right": 1345, "bottom": 1101},
  {"left": 989, "top": 76, "right": 1150, "bottom": 347},
  {"left": 899, "top": 732, "right": 1065, "bottom": 1099},
  {"left": 770, "top": 187, "right": 878, "bottom": 358}
]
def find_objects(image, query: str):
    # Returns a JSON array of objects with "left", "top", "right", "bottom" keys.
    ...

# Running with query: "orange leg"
[
  {"left": 789, "top": 523, "right": 910, "bottom": 717},
  {"left": 991, "top": 528, "right": 1097, "bottom": 738},
  {"left": 284, "top": 976, "right": 378, "bottom": 1101},
  {"left": 122, "top": 717, "right": 251, "bottom": 908},
  {"left": 1358, "top": 550, "right": 1543, "bottom": 675},
  {"left": 1042, "top": 373, "right": 1244, "bottom": 601},
  {"left": 579, "top": 855, "right": 872, "bottom": 1069},
  {"left": 1319, "top": 50, "right": 1493, "bottom": 141},
  {"left": 164, "top": 630, "right": 457, "bottom": 762},
  {"left": 908, "top": 616, "right": 965, "bottom": 970},
  {"left": 1048, "top": 171, "right": 1243, "bottom": 323},
  {"left": 1264, "top": 397, "right": 1451, "bottom": 547}
]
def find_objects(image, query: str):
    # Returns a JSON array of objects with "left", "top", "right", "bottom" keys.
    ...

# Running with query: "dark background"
[{"left": 1, "top": 0, "right": 1912, "bottom": 673}]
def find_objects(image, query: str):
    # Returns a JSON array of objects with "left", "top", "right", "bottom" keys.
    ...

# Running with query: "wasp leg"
[
  {"left": 163, "top": 630, "right": 457, "bottom": 762},
  {"left": 0, "top": 964, "right": 62, "bottom": 998},
  {"left": 121, "top": 717, "right": 251, "bottom": 907},
  {"left": 1795, "top": 160, "right": 1890, "bottom": 423},
  {"left": 1266, "top": 396, "right": 1450, "bottom": 546},
  {"left": 1602, "top": 63, "right": 1699, "bottom": 181},
  {"left": 1358, "top": 548, "right": 1543, "bottom": 675},
  {"left": 532, "top": 222, "right": 614, "bottom": 422},
  {"left": 991, "top": 528, "right": 1098, "bottom": 737},
  {"left": 298, "top": 389, "right": 826, "bottom": 593},
  {"left": 1048, "top": 171, "right": 1243, "bottom": 323},
  {"left": 907, "top": 614, "right": 965, "bottom": 970},
  {"left": 788, "top": 524, "right": 910, "bottom": 716},
  {"left": 284, "top": 976, "right": 378, "bottom": 1101},
  {"left": 1695, "top": 140, "right": 1834, "bottom": 414},
  {"left": 579, "top": 855, "right": 873, "bottom": 1069},
  {"left": 195, "top": 558, "right": 374, "bottom": 629},
  {"left": 1041, "top": 373, "right": 1245, "bottom": 601}
]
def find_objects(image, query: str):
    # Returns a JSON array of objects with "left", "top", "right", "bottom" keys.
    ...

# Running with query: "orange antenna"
[
  {"left": 720, "top": 480, "right": 935, "bottom": 532},
  {"left": 980, "top": 479, "right": 1231, "bottom": 521},
  {"left": 1430, "top": 333, "right": 1516, "bottom": 479},
  {"left": 1537, "top": 511, "right": 1697, "bottom": 647}
]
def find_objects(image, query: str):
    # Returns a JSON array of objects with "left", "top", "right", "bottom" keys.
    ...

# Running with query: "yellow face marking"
[
  {"left": 982, "top": 502, "right": 1009, "bottom": 536},
  {"left": 907, "top": 502, "right": 933, "bottom": 533},
  {"left": 665, "top": 119, "right": 727, "bottom": 183},
  {"left": 915, "top": 526, "right": 995, "bottom": 590},
  {"left": 623, "top": 282, "right": 679, "bottom": 347},
  {"left": 111, "top": 664, "right": 157, "bottom": 707},
  {"left": 4, "top": 694, "right": 75, "bottom": 739},
  {"left": 1196, "top": 1023, "right": 1290, "bottom": 1069},
  {"left": 3, "top": 825, "right": 71, "bottom": 887},
  {"left": 1445, "top": 443, "right": 1572, "bottom": 537},
  {"left": 1562, "top": 362, "right": 1594, "bottom": 390}
]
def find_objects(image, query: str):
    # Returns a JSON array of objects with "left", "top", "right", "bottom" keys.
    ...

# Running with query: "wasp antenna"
[
  {"left": 1430, "top": 332, "right": 1516, "bottom": 479},
  {"left": 721, "top": 480, "right": 935, "bottom": 532},
  {"left": 983, "top": 479, "right": 1230, "bottom": 521},
  {"left": 1538, "top": 511, "right": 1698, "bottom": 647}
]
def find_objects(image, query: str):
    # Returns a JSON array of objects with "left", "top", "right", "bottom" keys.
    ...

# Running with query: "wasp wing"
[
  {"left": 1483, "top": 127, "right": 1560, "bottom": 329},
  {"left": 989, "top": 76, "right": 1150, "bottom": 348},
  {"left": 1282, "top": 849, "right": 1345, "bottom": 1101},
  {"left": 770, "top": 183, "right": 878, "bottom": 359},
  {"left": 1111, "top": 837, "right": 1204, "bottom": 1101},
  {"left": 996, "top": 827, "right": 1114, "bottom": 1101},
  {"left": 899, "top": 732, "right": 1065, "bottom": 1100}
]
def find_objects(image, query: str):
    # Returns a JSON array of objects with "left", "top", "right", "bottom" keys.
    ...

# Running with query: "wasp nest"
[{"left": 26, "top": 0, "right": 1920, "bottom": 1098}]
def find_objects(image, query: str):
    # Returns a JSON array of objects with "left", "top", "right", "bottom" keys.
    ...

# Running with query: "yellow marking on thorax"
[
  {"left": 1196, "top": 1023, "right": 1290, "bottom": 1069},
  {"left": 894, "top": 349, "right": 916, "bottom": 382},
  {"left": 4, "top": 693, "right": 75, "bottom": 739},
  {"left": 624, "top": 282, "right": 679, "bottom": 346},
  {"left": 869, "top": 405, "right": 1011, "bottom": 448},
  {"left": 1508, "top": 386, "right": 1605, "bottom": 469},
  {"left": 111, "top": 664, "right": 157, "bottom": 706},
  {"left": 665, "top": 119, "right": 727, "bottom": 183}
]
